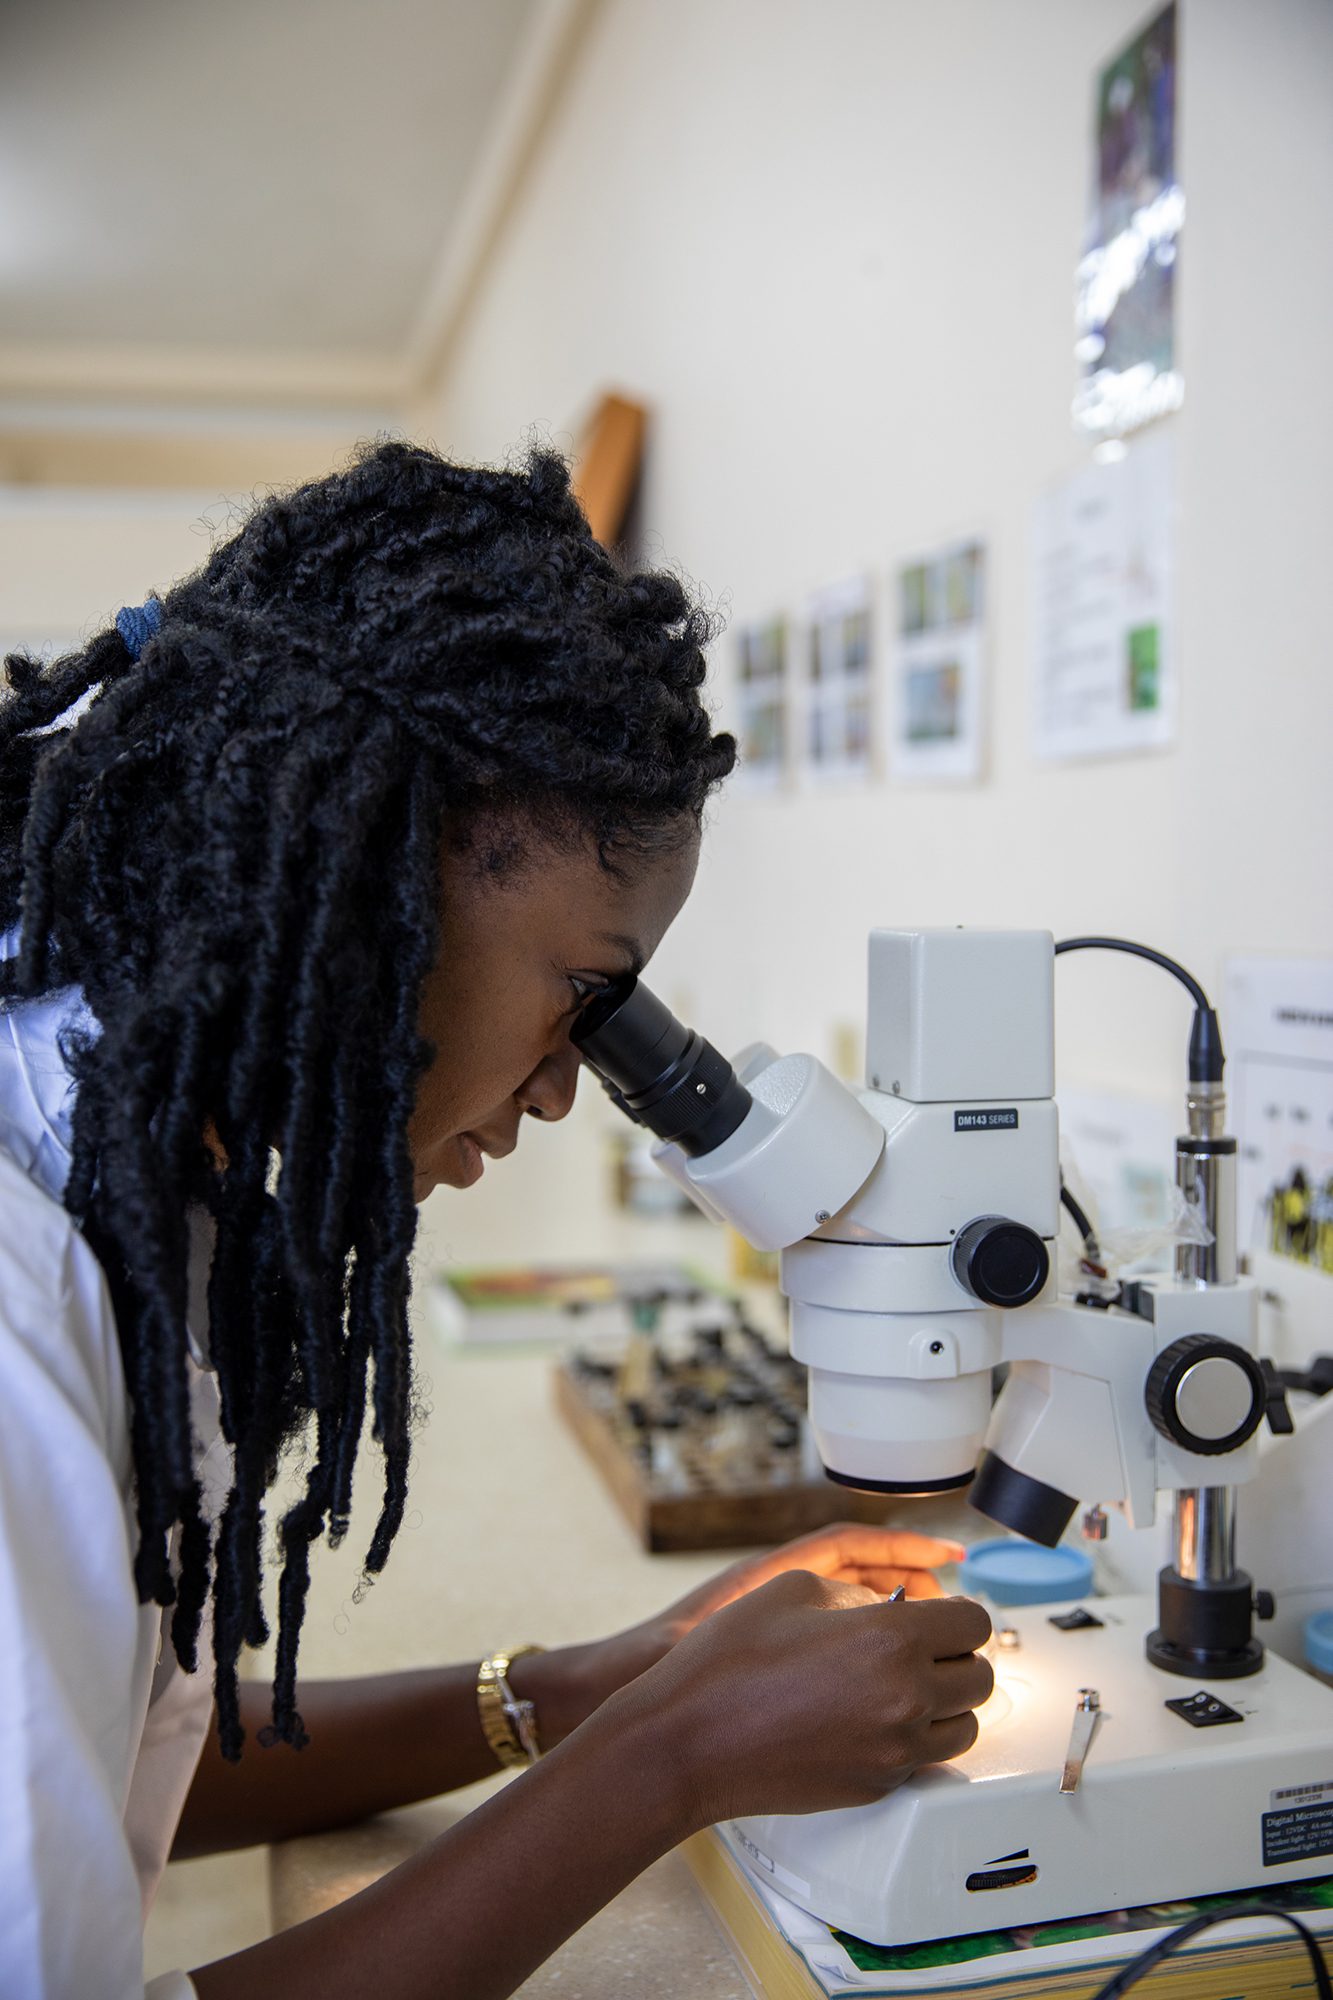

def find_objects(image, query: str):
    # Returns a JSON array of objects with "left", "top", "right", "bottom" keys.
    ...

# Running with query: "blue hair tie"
[{"left": 115, "top": 596, "right": 163, "bottom": 660}]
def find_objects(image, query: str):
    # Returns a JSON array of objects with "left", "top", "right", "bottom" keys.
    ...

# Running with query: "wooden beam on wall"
[{"left": 571, "top": 392, "right": 648, "bottom": 547}]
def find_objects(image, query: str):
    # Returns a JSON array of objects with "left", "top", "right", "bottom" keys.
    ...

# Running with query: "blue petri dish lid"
[
  {"left": 1305, "top": 1610, "right": 1333, "bottom": 1676},
  {"left": 960, "top": 1539, "right": 1095, "bottom": 1607}
]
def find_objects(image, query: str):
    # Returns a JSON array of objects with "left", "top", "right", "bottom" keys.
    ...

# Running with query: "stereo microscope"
[{"left": 573, "top": 929, "right": 1333, "bottom": 1945}]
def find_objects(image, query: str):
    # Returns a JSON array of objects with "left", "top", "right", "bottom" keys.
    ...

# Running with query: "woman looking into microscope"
[{"left": 0, "top": 441, "right": 992, "bottom": 2000}]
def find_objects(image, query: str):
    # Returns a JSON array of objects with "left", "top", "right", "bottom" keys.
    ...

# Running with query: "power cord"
[
  {"left": 1089, "top": 1901, "right": 1332, "bottom": 2000},
  {"left": 1054, "top": 936, "right": 1224, "bottom": 1084},
  {"left": 1059, "top": 1177, "right": 1102, "bottom": 1261}
]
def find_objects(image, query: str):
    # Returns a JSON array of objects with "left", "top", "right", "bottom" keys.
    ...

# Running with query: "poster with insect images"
[
  {"left": 1224, "top": 955, "right": 1333, "bottom": 1276},
  {"left": 888, "top": 538, "right": 987, "bottom": 783},
  {"left": 732, "top": 615, "right": 790, "bottom": 793},
  {"left": 1074, "top": 0, "right": 1182, "bottom": 438},
  {"left": 802, "top": 577, "right": 874, "bottom": 785}
]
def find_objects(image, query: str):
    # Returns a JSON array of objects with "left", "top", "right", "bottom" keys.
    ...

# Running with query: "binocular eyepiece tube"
[{"left": 571, "top": 976, "right": 753, "bottom": 1159}]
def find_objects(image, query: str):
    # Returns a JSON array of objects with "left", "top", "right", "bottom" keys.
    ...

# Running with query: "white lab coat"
[{"left": 0, "top": 945, "right": 220, "bottom": 1999}]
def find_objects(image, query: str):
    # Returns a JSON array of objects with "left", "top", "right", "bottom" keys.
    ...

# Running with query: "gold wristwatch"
[{"left": 476, "top": 1645, "right": 544, "bottom": 1768}]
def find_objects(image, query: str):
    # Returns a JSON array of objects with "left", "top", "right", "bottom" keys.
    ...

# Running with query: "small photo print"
[
  {"left": 734, "top": 616, "right": 790, "bottom": 790},
  {"left": 945, "top": 544, "right": 984, "bottom": 626},
  {"left": 900, "top": 564, "right": 930, "bottom": 636},
  {"left": 905, "top": 661, "right": 963, "bottom": 743},
  {"left": 803, "top": 580, "right": 875, "bottom": 783},
  {"left": 812, "top": 603, "right": 871, "bottom": 683},
  {"left": 889, "top": 537, "right": 987, "bottom": 783},
  {"left": 739, "top": 618, "right": 786, "bottom": 687}
]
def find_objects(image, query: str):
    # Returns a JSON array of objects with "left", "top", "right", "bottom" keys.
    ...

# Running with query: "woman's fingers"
[
  {"left": 925, "top": 1708, "right": 983, "bottom": 1762},
  {"left": 694, "top": 1525, "right": 968, "bottom": 1615},
  {"left": 930, "top": 1650, "right": 995, "bottom": 1717},
  {"left": 910, "top": 1593, "right": 993, "bottom": 1659},
  {"left": 791, "top": 1524, "right": 966, "bottom": 1577},
  {"left": 836, "top": 1565, "right": 946, "bottom": 1598},
  {"left": 635, "top": 1562, "right": 994, "bottom": 1823}
]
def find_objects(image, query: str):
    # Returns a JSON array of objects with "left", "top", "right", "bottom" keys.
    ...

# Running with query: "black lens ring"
[{"left": 572, "top": 973, "right": 753, "bottom": 1159}]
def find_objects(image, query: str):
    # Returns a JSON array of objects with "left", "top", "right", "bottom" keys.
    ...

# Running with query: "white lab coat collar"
[
  {"left": 0, "top": 927, "right": 214, "bottom": 1370},
  {"left": 0, "top": 925, "right": 95, "bottom": 1206}
]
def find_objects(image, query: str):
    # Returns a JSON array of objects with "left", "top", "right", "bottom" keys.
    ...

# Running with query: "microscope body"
[
  {"left": 661, "top": 929, "right": 1265, "bottom": 1561},
  {"left": 577, "top": 928, "right": 1333, "bottom": 1944}
]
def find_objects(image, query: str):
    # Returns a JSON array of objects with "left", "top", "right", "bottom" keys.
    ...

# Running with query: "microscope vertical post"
[
  {"left": 1146, "top": 1073, "right": 1266, "bottom": 1676},
  {"left": 1172, "top": 1073, "right": 1240, "bottom": 1595}
]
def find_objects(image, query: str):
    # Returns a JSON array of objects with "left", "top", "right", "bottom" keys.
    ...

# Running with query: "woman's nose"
[{"left": 519, "top": 1040, "right": 581, "bottom": 1123}]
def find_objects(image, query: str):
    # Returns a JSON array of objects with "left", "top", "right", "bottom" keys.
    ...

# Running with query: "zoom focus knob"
[
  {"left": 1145, "top": 1334, "right": 1266, "bottom": 1456},
  {"left": 951, "top": 1216, "right": 1050, "bottom": 1308}
]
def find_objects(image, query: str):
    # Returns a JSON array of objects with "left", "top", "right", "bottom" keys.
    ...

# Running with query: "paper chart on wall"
[
  {"left": 888, "top": 538, "right": 986, "bottom": 783},
  {"left": 1223, "top": 955, "right": 1333, "bottom": 1275},
  {"left": 802, "top": 577, "right": 874, "bottom": 785},
  {"left": 1031, "top": 428, "right": 1174, "bottom": 761}
]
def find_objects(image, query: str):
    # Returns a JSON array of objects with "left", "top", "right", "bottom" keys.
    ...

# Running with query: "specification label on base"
[{"left": 1262, "top": 1803, "right": 1333, "bottom": 1867}]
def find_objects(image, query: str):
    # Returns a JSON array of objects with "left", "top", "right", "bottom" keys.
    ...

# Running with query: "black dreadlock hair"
[{"left": 0, "top": 440, "right": 735, "bottom": 1758}]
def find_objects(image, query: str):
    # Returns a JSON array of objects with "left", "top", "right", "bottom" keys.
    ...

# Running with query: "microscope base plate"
[{"left": 731, "top": 1594, "right": 1333, "bottom": 1947}]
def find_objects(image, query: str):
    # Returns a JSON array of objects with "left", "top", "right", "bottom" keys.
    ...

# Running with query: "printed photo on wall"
[
  {"left": 888, "top": 539, "right": 986, "bottom": 783},
  {"left": 732, "top": 615, "right": 790, "bottom": 792},
  {"left": 1074, "top": 1, "right": 1182, "bottom": 438},
  {"left": 801, "top": 577, "right": 875, "bottom": 785}
]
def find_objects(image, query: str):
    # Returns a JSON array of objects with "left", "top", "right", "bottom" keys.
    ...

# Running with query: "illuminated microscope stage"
[{"left": 733, "top": 1594, "right": 1333, "bottom": 1947}]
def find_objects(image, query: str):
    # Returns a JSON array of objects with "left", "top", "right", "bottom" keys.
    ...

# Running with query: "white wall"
[
  {"left": 6, "top": 4, "right": 1330, "bottom": 1264},
  {"left": 418, "top": 0, "right": 1333, "bottom": 1128},
  {"left": 0, "top": 487, "right": 228, "bottom": 649}
]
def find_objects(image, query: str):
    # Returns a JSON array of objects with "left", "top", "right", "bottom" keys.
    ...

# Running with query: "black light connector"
[{"left": 1054, "top": 936, "right": 1225, "bottom": 1087}]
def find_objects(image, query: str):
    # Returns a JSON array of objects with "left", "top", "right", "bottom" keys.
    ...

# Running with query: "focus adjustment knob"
[
  {"left": 1145, "top": 1334, "right": 1266, "bottom": 1456},
  {"left": 951, "top": 1216, "right": 1050, "bottom": 1308}
]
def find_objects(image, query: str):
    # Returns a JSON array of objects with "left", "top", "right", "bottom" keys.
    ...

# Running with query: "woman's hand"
[
  {"left": 649, "top": 1521, "right": 966, "bottom": 1627},
  {"left": 535, "top": 1523, "right": 966, "bottom": 1742},
  {"left": 605, "top": 1571, "right": 993, "bottom": 1826}
]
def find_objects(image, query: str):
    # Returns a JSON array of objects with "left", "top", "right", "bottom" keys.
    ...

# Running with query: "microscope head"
[
  {"left": 580, "top": 928, "right": 1276, "bottom": 1691},
  {"left": 574, "top": 931, "right": 1061, "bottom": 1504},
  {"left": 574, "top": 974, "right": 887, "bottom": 1252}
]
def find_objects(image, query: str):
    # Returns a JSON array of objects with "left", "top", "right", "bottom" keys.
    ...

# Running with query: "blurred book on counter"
[{"left": 428, "top": 1262, "right": 728, "bottom": 1349}]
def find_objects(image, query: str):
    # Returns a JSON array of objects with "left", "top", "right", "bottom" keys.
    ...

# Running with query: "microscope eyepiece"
[{"left": 571, "top": 975, "right": 753, "bottom": 1158}]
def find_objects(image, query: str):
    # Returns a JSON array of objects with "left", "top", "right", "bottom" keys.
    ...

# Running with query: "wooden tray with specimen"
[{"left": 553, "top": 1305, "right": 892, "bottom": 1553}]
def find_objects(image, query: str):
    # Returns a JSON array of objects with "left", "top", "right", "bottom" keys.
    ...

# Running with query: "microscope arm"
[{"left": 983, "top": 1303, "right": 1158, "bottom": 1535}]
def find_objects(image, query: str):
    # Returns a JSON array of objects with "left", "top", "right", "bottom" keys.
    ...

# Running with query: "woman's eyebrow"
[{"left": 592, "top": 930, "right": 646, "bottom": 977}]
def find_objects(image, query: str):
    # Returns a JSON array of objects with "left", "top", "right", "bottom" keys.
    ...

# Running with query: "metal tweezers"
[{"left": 1059, "top": 1687, "right": 1101, "bottom": 1794}]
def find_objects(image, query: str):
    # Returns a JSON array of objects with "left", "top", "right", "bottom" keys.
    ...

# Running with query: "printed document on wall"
[{"left": 1031, "top": 430, "right": 1175, "bottom": 761}]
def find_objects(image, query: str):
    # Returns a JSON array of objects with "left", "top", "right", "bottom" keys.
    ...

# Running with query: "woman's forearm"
[
  {"left": 189, "top": 1686, "right": 697, "bottom": 2000},
  {"left": 173, "top": 1642, "right": 621, "bottom": 1858}
]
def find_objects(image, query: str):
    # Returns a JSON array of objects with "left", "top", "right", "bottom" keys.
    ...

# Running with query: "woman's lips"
[{"left": 455, "top": 1132, "right": 485, "bottom": 1186}]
